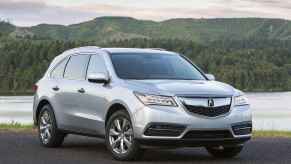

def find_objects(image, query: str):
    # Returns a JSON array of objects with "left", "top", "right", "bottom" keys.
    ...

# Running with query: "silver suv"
[{"left": 33, "top": 46, "right": 252, "bottom": 161}]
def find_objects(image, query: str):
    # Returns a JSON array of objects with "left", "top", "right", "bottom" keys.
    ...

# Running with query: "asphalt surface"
[{"left": 0, "top": 132, "right": 291, "bottom": 164}]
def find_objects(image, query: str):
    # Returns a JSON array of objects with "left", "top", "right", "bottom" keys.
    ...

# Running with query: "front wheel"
[
  {"left": 105, "top": 110, "right": 143, "bottom": 161},
  {"left": 206, "top": 145, "right": 243, "bottom": 158}
]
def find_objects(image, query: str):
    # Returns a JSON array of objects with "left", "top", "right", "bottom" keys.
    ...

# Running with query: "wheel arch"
[
  {"left": 105, "top": 102, "right": 132, "bottom": 126},
  {"left": 35, "top": 98, "right": 54, "bottom": 126}
]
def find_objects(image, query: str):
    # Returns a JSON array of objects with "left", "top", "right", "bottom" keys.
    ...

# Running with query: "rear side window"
[
  {"left": 64, "top": 55, "right": 90, "bottom": 80},
  {"left": 51, "top": 58, "right": 68, "bottom": 79}
]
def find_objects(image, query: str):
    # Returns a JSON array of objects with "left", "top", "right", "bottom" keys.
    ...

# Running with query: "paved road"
[{"left": 0, "top": 132, "right": 291, "bottom": 164}]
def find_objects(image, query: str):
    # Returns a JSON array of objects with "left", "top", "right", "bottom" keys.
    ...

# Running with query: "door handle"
[
  {"left": 52, "top": 86, "right": 59, "bottom": 91},
  {"left": 78, "top": 88, "right": 85, "bottom": 93}
]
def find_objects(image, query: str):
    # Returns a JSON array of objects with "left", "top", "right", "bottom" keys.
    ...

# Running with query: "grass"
[
  {"left": 0, "top": 122, "right": 35, "bottom": 132},
  {"left": 253, "top": 131, "right": 291, "bottom": 138},
  {"left": 0, "top": 91, "right": 33, "bottom": 96},
  {"left": 1, "top": 123, "right": 291, "bottom": 138}
]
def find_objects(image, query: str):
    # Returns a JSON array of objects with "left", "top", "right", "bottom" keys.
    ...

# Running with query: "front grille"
[
  {"left": 144, "top": 123, "right": 186, "bottom": 137},
  {"left": 184, "top": 104, "right": 231, "bottom": 117},
  {"left": 183, "top": 130, "right": 233, "bottom": 139},
  {"left": 232, "top": 122, "right": 252, "bottom": 135}
]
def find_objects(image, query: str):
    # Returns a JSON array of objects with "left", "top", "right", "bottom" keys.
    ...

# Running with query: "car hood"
[{"left": 124, "top": 80, "right": 236, "bottom": 97}]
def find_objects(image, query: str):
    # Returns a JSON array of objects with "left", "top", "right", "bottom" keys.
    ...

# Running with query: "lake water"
[{"left": 0, "top": 93, "right": 291, "bottom": 131}]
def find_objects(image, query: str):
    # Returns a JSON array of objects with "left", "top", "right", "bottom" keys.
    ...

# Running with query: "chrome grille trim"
[
  {"left": 179, "top": 97, "right": 232, "bottom": 117},
  {"left": 180, "top": 97, "right": 231, "bottom": 108}
]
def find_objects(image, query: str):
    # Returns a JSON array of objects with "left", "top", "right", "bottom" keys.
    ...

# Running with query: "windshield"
[{"left": 110, "top": 52, "right": 206, "bottom": 80}]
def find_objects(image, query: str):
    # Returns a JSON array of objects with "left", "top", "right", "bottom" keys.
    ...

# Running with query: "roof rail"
[
  {"left": 147, "top": 48, "right": 166, "bottom": 51},
  {"left": 63, "top": 46, "right": 100, "bottom": 54},
  {"left": 80, "top": 46, "right": 101, "bottom": 49},
  {"left": 57, "top": 46, "right": 100, "bottom": 59},
  {"left": 71, "top": 46, "right": 101, "bottom": 51}
]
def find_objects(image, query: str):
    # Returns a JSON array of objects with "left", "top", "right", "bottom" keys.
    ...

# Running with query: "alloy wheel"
[
  {"left": 39, "top": 111, "right": 52, "bottom": 144},
  {"left": 109, "top": 117, "right": 133, "bottom": 154}
]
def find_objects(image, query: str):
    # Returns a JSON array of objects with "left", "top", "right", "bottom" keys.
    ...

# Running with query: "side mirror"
[
  {"left": 87, "top": 73, "right": 109, "bottom": 83},
  {"left": 206, "top": 74, "right": 215, "bottom": 81}
]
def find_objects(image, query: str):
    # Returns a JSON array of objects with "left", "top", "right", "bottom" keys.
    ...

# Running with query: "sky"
[{"left": 1, "top": 0, "right": 291, "bottom": 26}]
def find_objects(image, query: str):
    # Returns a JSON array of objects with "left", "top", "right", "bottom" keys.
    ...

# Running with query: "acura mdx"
[{"left": 33, "top": 47, "right": 252, "bottom": 160}]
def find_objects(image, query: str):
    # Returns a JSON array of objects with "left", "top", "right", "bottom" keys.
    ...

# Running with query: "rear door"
[{"left": 48, "top": 57, "right": 69, "bottom": 127}]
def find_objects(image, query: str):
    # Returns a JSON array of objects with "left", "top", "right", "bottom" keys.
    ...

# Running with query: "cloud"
[
  {"left": 0, "top": 0, "right": 97, "bottom": 26},
  {"left": 76, "top": 2, "right": 291, "bottom": 21},
  {"left": 226, "top": 0, "right": 291, "bottom": 10},
  {"left": 0, "top": 0, "right": 46, "bottom": 12},
  {"left": 0, "top": 0, "right": 291, "bottom": 26},
  {"left": 220, "top": 0, "right": 291, "bottom": 20}
]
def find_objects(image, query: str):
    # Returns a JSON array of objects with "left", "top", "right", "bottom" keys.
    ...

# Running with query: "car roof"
[
  {"left": 59, "top": 47, "right": 177, "bottom": 58},
  {"left": 45, "top": 47, "right": 179, "bottom": 78},
  {"left": 101, "top": 48, "right": 177, "bottom": 55}
]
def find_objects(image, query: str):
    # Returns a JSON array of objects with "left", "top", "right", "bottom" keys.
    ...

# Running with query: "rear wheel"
[
  {"left": 38, "top": 104, "right": 65, "bottom": 147},
  {"left": 206, "top": 145, "right": 243, "bottom": 158},
  {"left": 105, "top": 110, "right": 143, "bottom": 161}
]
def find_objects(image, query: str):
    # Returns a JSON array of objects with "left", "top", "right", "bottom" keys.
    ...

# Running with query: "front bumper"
[{"left": 131, "top": 99, "right": 252, "bottom": 146}]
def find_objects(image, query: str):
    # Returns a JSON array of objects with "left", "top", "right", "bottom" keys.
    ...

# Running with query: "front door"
[
  {"left": 77, "top": 54, "right": 110, "bottom": 135},
  {"left": 59, "top": 54, "right": 92, "bottom": 133}
]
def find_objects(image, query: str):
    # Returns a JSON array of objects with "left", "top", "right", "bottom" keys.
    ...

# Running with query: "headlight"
[
  {"left": 234, "top": 95, "right": 249, "bottom": 106},
  {"left": 134, "top": 92, "right": 177, "bottom": 106}
]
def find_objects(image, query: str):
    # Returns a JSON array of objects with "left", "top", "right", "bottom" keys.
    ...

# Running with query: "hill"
[
  {"left": 2, "top": 17, "right": 291, "bottom": 43},
  {"left": 0, "top": 21, "right": 15, "bottom": 37}
]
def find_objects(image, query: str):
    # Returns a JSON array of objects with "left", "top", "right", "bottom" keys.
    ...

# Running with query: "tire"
[
  {"left": 37, "top": 104, "right": 65, "bottom": 147},
  {"left": 206, "top": 145, "right": 243, "bottom": 158},
  {"left": 105, "top": 110, "right": 143, "bottom": 161}
]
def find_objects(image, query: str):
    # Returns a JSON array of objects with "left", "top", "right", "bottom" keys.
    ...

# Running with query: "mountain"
[
  {"left": 3, "top": 16, "right": 291, "bottom": 43},
  {"left": 0, "top": 21, "right": 15, "bottom": 36}
]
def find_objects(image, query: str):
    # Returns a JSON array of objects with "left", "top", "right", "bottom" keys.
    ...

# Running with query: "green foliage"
[
  {"left": 0, "top": 38, "right": 89, "bottom": 94},
  {"left": 1, "top": 17, "right": 291, "bottom": 94},
  {"left": 0, "top": 20, "right": 15, "bottom": 36},
  {"left": 0, "top": 37, "right": 290, "bottom": 94},
  {"left": 105, "top": 39, "right": 291, "bottom": 91}
]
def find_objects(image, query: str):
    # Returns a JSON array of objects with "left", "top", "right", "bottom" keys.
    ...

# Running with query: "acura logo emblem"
[{"left": 208, "top": 98, "right": 215, "bottom": 107}]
